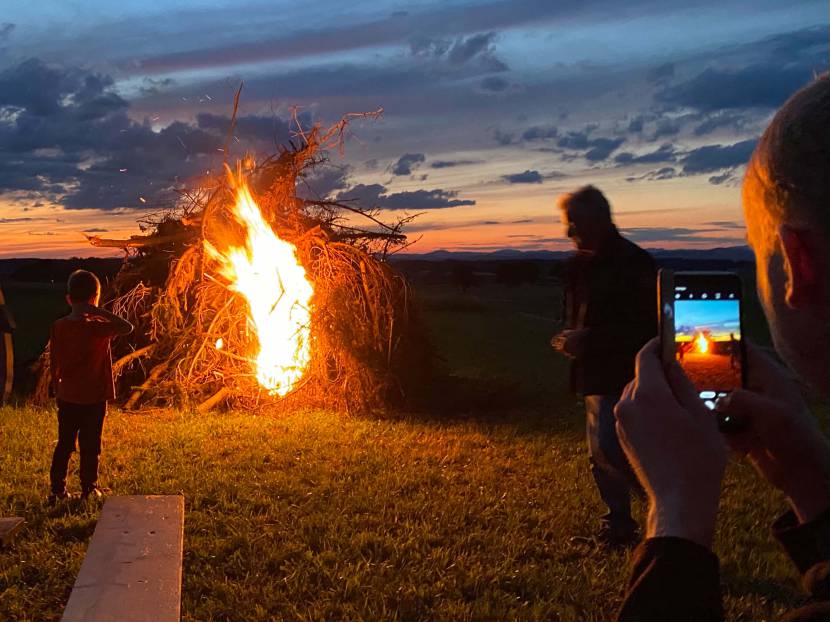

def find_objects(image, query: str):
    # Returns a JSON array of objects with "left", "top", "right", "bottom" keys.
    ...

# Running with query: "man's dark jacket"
[
  {"left": 564, "top": 227, "right": 657, "bottom": 396},
  {"left": 617, "top": 508, "right": 830, "bottom": 621}
]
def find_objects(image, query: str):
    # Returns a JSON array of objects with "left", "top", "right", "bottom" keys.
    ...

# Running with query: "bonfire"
[{"left": 33, "top": 106, "right": 431, "bottom": 413}]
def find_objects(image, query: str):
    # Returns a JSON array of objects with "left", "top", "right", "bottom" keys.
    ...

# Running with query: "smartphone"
[{"left": 658, "top": 270, "right": 747, "bottom": 428}]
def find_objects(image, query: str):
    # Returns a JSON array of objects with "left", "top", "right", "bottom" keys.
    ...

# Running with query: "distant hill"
[
  {"left": 391, "top": 246, "right": 754, "bottom": 263},
  {"left": 0, "top": 257, "right": 122, "bottom": 283}
]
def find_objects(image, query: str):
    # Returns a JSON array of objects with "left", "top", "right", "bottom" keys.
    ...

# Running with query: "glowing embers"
[{"left": 205, "top": 171, "right": 313, "bottom": 397}]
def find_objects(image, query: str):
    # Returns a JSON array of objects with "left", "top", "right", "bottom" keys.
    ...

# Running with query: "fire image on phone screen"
[{"left": 674, "top": 280, "right": 742, "bottom": 409}]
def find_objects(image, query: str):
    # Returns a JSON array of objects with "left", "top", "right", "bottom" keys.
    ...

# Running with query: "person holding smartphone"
[
  {"left": 615, "top": 74, "right": 830, "bottom": 621},
  {"left": 551, "top": 185, "right": 657, "bottom": 546}
]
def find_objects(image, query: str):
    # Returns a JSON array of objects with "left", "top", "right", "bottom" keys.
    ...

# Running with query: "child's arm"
[
  {"left": 80, "top": 304, "right": 134, "bottom": 336},
  {"left": 49, "top": 325, "right": 58, "bottom": 394}
]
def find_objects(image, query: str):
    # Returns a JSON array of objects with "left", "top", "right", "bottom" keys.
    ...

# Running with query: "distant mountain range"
[{"left": 390, "top": 246, "right": 754, "bottom": 263}]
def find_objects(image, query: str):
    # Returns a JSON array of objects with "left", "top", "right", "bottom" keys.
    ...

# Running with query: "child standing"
[{"left": 48, "top": 270, "right": 133, "bottom": 502}]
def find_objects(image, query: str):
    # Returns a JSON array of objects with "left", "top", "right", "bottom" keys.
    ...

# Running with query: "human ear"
[{"left": 779, "top": 225, "right": 819, "bottom": 308}]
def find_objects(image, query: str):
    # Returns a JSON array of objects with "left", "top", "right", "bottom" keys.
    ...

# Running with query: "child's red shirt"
[{"left": 50, "top": 315, "right": 119, "bottom": 404}]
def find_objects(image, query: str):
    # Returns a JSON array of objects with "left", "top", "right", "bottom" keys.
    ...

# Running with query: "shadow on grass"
[{"left": 722, "top": 564, "right": 804, "bottom": 609}]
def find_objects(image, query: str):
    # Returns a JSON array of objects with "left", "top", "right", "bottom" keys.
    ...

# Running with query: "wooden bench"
[
  {"left": 0, "top": 517, "right": 24, "bottom": 547},
  {"left": 61, "top": 495, "right": 184, "bottom": 622}
]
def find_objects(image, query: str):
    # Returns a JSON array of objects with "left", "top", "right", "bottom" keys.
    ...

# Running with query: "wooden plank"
[
  {"left": 61, "top": 495, "right": 184, "bottom": 622},
  {"left": 0, "top": 517, "right": 24, "bottom": 547}
]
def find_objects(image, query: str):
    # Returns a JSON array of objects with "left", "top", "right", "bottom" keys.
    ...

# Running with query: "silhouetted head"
[
  {"left": 557, "top": 185, "right": 615, "bottom": 251},
  {"left": 742, "top": 73, "right": 830, "bottom": 394},
  {"left": 66, "top": 270, "right": 101, "bottom": 306}
]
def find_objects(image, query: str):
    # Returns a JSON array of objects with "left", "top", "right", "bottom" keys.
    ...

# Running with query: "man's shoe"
[
  {"left": 597, "top": 523, "right": 640, "bottom": 548},
  {"left": 81, "top": 486, "right": 104, "bottom": 501},
  {"left": 46, "top": 490, "right": 71, "bottom": 506}
]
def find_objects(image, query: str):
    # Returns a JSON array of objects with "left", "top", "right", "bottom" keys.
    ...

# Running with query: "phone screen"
[{"left": 672, "top": 273, "right": 743, "bottom": 409}]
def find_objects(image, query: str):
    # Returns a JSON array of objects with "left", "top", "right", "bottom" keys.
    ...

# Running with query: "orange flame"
[
  {"left": 695, "top": 332, "right": 709, "bottom": 354},
  {"left": 205, "top": 171, "right": 313, "bottom": 396}
]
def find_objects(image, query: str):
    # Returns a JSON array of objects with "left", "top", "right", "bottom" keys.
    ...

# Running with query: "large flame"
[
  {"left": 695, "top": 332, "right": 709, "bottom": 354},
  {"left": 205, "top": 173, "right": 313, "bottom": 396}
]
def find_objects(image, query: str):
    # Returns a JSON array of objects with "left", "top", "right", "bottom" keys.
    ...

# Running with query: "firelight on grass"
[{"left": 205, "top": 169, "right": 313, "bottom": 396}]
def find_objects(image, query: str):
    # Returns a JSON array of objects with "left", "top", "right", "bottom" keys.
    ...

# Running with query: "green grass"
[{"left": 0, "top": 282, "right": 826, "bottom": 621}]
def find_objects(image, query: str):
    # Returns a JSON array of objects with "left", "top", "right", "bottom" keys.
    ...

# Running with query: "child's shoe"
[
  {"left": 46, "top": 490, "right": 71, "bottom": 506},
  {"left": 81, "top": 486, "right": 104, "bottom": 501}
]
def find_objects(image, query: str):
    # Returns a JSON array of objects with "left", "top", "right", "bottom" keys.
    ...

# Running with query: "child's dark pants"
[{"left": 49, "top": 399, "right": 106, "bottom": 494}]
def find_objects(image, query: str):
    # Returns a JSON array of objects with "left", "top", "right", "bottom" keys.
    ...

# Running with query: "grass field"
[{"left": 0, "top": 282, "right": 826, "bottom": 621}]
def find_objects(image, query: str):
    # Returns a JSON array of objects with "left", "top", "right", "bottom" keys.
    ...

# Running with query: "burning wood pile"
[{"left": 33, "top": 112, "right": 431, "bottom": 413}]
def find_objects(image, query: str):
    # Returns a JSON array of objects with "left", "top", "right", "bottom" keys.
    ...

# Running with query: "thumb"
[{"left": 666, "top": 361, "right": 707, "bottom": 417}]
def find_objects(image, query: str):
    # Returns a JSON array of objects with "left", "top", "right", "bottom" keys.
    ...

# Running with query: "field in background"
[{"left": 0, "top": 279, "right": 824, "bottom": 621}]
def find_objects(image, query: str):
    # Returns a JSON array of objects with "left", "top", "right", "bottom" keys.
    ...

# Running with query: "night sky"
[{"left": 0, "top": 0, "right": 827, "bottom": 257}]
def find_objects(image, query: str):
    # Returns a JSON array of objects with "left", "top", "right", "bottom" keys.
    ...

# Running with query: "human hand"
[
  {"left": 718, "top": 343, "right": 830, "bottom": 523},
  {"left": 550, "top": 329, "right": 588, "bottom": 358},
  {"left": 614, "top": 338, "right": 727, "bottom": 548}
]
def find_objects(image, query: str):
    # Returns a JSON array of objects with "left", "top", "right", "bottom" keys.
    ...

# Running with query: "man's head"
[
  {"left": 742, "top": 74, "right": 830, "bottom": 394},
  {"left": 557, "top": 185, "right": 615, "bottom": 251},
  {"left": 66, "top": 270, "right": 101, "bottom": 306}
]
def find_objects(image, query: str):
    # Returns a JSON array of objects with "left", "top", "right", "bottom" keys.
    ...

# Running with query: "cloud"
[
  {"left": 392, "top": 153, "right": 426, "bottom": 176},
  {"left": 297, "top": 164, "right": 351, "bottom": 199},
  {"left": 502, "top": 170, "right": 543, "bottom": 184},
  {"left": 336, "top": 183, "right": 475, "bottom": 210},
  {"left": 625, "top": 167, "right": 678, "bottom": 182},
  {"left": 584, "top": 137, "right": 625, "bottom": 161},
  {"left": 82, "top": 228, "right": 109, "bottom": 233},
  {"left": 656, "top": 27, "right": 829, "bottom": 112},
  {"left": 621, "top": 226, "right": 745, "bottom": 245},
  {"left": 0, "top": 58, "right": 299, "bottom": 211},
  {"left": 647, "top": 62, "right": 675, "bottom": 84},
  {"left": 430, "top": 159, "right": 479, "bottom": 168},
  {"left": 480, "top": 76, "right": 510, "bottom": 92},
  {"left": 521, "top": 125, "right": 558, "bottom": 142},
  {"left": 615, "top": 143, "right": 677, "bottom": 165},
  {"left": 410, "top": 30, "right": 509, "bottom": 73},
  {"left": 553, "top": 128, "right": 624, "bottom": 160},
  {"left": 0, "top": 23, "right": 14, "bottom": 40},
  {"left": 680, "top": 139, "right": 757, "bottom": 174}
]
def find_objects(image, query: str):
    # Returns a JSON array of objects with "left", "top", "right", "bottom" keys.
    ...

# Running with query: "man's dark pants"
[
  {"left": 49, "top": 399, "right": 106, "bottom": 494},
  {"left": 585, "top": 394, "right": 638, "bottom": 534}
]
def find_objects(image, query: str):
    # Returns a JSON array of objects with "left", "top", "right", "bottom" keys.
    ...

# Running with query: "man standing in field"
[{"left": 551, "top": 185, "right": 657, "bottom": 545}]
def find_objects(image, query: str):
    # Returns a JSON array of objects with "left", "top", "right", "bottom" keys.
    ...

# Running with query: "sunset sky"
[{"left": 0, "top": 0, "right": 827, "bottom": 258}]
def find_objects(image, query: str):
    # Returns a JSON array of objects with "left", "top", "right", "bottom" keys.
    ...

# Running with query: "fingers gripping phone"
[{"left": 658, "top": 269, "right": 747, "bottom": 432}]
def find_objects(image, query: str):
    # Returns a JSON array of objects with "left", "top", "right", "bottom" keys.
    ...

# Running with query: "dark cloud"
[
  {"left": 704, "top": 220, "right": 744, "bottom": 229},
  {"left": 621, "top": 226, "right": 744, "bottom": 245},
  {"left": 430, "top": 159, "right": 479, "bottom": 168},
  {"left": 502, "top": 170, "right": 543, "bottom": 184},
  {"left": 0, "top": 58, "right": 296, "bottom": 211},
  {"left": 625, "top": 167, "right": 678, "bottom": 182},
  {"left": 647, "top": 62, "right": 675, "bottom": 84},
  {"left": 139, "top": 77, "right": 175, "bottom": 96},
  {"left": 196, "top": 112, "right": 298, "bottom": 143},
  {"left": 614, "top": 143, "right": 677, "bottom": 165},
  {"left": 336, "top": 183, "right": 475, "bottom": 210},
  {"left": 491, "top": 128, "right": 515, "bottom": 146},
  {"left": 680, "top": 139, "right": 757, "bottom": 174},
  {"left": 297, "top": 165, "right": 351, "bottom": 199},
  {"left": 692, "top": 111, "right": 747, "bottom": 136},
  {"left": 82, "top": 228, "right": 109, "bottom": 233},
  {"left": 392, "top": 153, "right": 426, "bottom": 176},
  {"left": 656, "top": 27, "right": 828, "bottom": 112},
  {"left": 584, "top": 137, "right": 625, "bottom": 161},
  {"left": 0, "top": 23, "right": 14, "bottom": 40},
  {"left": 480, "top": 76, "right": 510, "bottom": 92},
  {"left": 521, "top": 125, "right": 558, "bottom": 141},
  {"left": 411, "top": 30, "right": 508, "bottom": 72}
]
